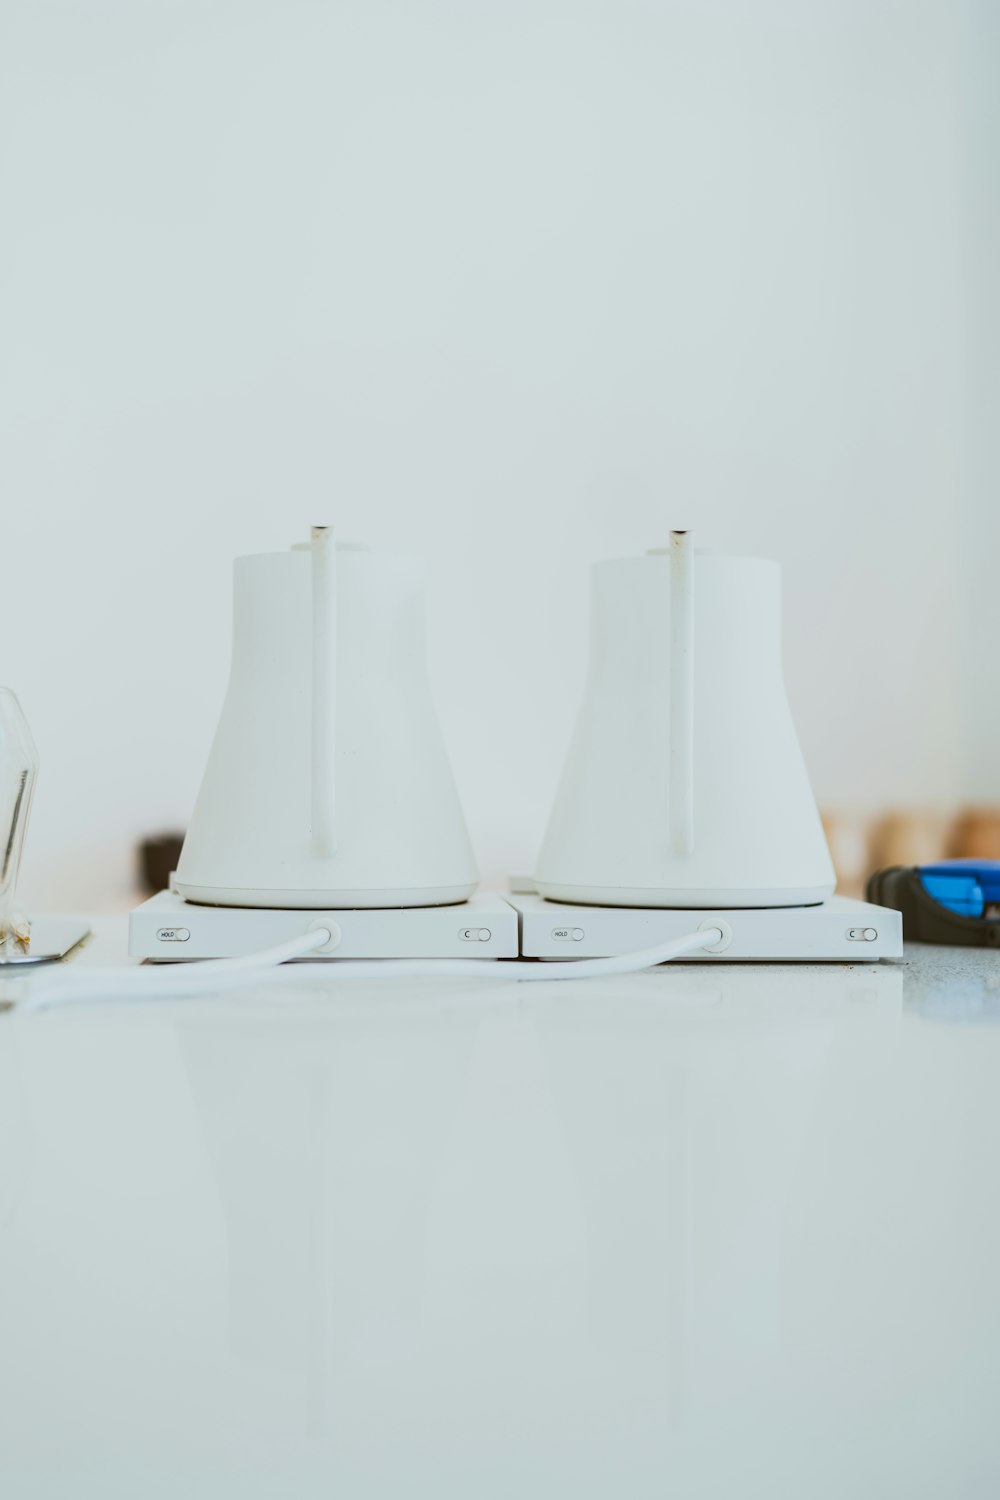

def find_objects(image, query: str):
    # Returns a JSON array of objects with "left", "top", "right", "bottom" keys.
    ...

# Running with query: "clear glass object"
[{"left": 0, "top": 688, "right": 38, "bottom": 958}]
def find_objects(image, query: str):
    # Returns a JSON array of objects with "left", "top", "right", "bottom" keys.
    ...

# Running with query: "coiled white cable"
[{"left": 14, "top": 925, "right": 724, "bottom": 1014}]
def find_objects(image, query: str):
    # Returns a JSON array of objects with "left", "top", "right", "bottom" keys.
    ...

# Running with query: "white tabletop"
[{"left": 1, "top": 921, "right": 998, "bottom": 1498}]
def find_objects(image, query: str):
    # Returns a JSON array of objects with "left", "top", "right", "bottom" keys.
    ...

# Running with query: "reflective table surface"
[{"left": 1, "top": 923, "right": 999, "bottom": 1498}]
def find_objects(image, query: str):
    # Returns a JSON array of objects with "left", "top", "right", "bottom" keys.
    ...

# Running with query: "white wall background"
[{"left": 0, "top": 0, "right": 992, "bottom": 912}]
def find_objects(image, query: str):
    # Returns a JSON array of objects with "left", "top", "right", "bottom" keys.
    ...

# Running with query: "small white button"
[
  {"left": 478, "top": 928, "right": 491, "bottom": 942},
  {"left": 863, "top": 927, "right": 878, "bottom": 941},
  {"left": 156, "top": 927, "right": 190, "bottom": 942},
  {"left": 571, "top": 928, "right": 585, "bottom": 941}
]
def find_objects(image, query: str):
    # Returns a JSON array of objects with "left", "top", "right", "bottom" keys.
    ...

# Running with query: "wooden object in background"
[
  {"left": 821, "top": 811, "right": 875, "bottom": 898},
  {"left": 867, "top": 811, "right": 951, "bottom": 879},
  {"left": 138, "top": 832, "right": 185, "bottom": 896},
  {"left": 949, "top": 808, "right": 1000, "bottom": 860}
]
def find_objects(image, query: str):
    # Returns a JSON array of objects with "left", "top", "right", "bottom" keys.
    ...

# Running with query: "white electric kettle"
[
  {"left": 175, "top": 529, "right": 478, "bottom": 908},
  {"left": 533, "top": 532, "right": 835, "bottom": 908}
]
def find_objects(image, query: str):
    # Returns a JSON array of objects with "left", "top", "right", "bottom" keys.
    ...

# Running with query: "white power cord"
[{"left": 13, "top": 924, "right": 724, "bottom": 1014}]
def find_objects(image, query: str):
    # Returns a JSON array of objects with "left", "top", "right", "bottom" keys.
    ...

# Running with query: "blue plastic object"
[{"left": 918, "top": 860, "right": 1000, "bottom": 919}]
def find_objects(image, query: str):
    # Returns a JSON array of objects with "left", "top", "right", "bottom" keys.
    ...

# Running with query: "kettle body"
[
  {"left": 176, "top": 540, "right": 478, "bottom": 908},
  {"left": 533, "top": 538, "right": 835, "bottom": 908}
]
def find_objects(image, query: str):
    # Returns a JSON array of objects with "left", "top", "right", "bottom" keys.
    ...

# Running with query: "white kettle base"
[
  {"left": 510, "top": 891, "right": 902, "bottom": 962},
  {"left": 130, "top": 890, "right": 515, "bottom": 959},
  {"left": 532, "top": 881, "right": 835, "bottom": 910},
  {"left": 173, "top": 881, "right": 478, "bottom": 911}
]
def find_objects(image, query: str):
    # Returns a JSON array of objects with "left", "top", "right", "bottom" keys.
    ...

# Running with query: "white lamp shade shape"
[
  {"left": 533, "top": 535, "right": 835, "bottom": 908},
  {"left": 176, "top": 535, "right": 478, "bottom": 909}
]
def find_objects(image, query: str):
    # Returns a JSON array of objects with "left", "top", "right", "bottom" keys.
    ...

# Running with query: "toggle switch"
[
  {"left": 847, "top": 927, "right": 878, "bottom": 942},
  {"left": 156, "top": 927, "right": 190, "bottom": 942}
]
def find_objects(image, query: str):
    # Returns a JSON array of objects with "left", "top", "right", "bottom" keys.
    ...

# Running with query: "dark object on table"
[
  {"left": 138, "top": 832, "right": 185, "bottom": 896},
  {"left": 866, "top": 861, "right": 1000, "bottom": 947}
]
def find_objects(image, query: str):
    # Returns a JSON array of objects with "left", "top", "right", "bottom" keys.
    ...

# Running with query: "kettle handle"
[
  {"left": 669, "top": 531, "right": 695, "bottom": 855},
  {"left": 311, "top": 526, "right": 338, "bottom": 857}
]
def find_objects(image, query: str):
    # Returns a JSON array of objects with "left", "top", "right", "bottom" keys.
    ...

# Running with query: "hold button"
[{"left": 157, "top": 927, "right": 190, "bottom": 942}]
